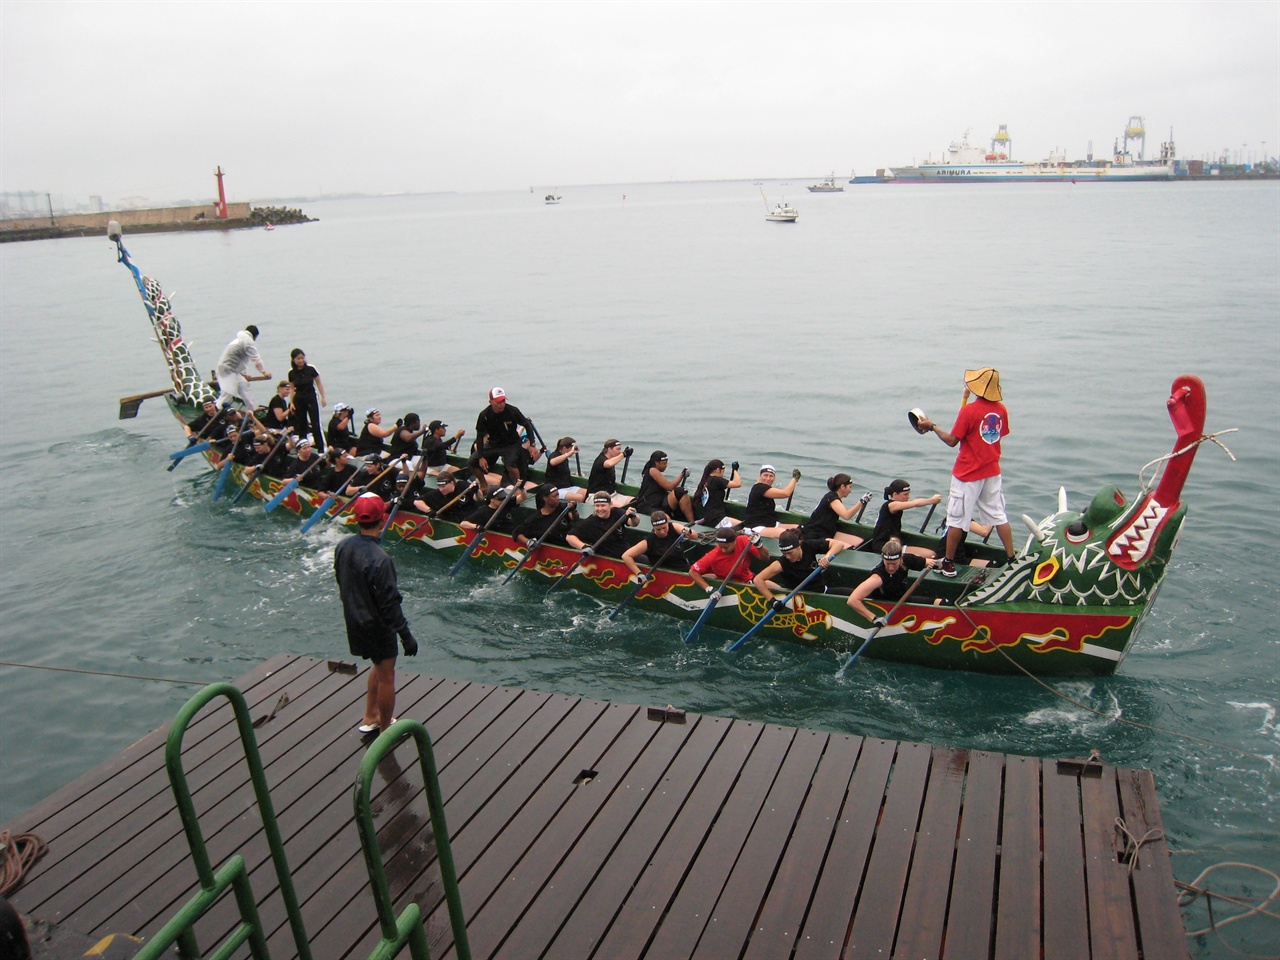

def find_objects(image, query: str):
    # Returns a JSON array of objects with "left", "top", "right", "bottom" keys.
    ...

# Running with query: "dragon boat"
[{"left": 113, "top": 230, "right": 1211, "bottom": 677}]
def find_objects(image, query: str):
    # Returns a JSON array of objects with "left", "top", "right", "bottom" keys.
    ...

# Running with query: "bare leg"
[
  {"left": 995, "top": 521, "right": 1015, "bottom": 558},
  {"left": 367, "top": 657, "right": 397, "bottom": 730}
]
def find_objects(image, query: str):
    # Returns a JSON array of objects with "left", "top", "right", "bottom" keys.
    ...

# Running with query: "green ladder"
[{"left": 135, "top": 682, "right": 470, "bottom": 960}]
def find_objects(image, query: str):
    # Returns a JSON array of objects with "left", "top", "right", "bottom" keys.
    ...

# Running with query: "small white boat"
[
  {"left": 765, "top": 200, "right": 799, "bottom": 222},
  {"left": 544, "top": 194, "right": 561, "bottom": 204}
]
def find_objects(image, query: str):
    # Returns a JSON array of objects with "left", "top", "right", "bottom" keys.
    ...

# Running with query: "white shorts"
[
  {"left": 946, "top": 474, "right": 1008, "bottom": 531},
  {"left": 557, "top": 485, "right": 583, "bottom": 498}
]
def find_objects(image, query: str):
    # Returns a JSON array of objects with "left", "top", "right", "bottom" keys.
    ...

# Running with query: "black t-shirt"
[
  {"left": 545, "top": 456, "right": 574, "bottom": 487},
  {"left": 422, "top": 434, "right": 452, "bottom": 468},
  {"left": 475, "top": 403, "right": 532, "bottom": 449},
  {"left": 318, "top": 462, "right": 358, "bottom": 493},
  {"left": 869, "top": 502, "right": 903, "bottom": 552},
  {"left": 266, "top": 395, "right": 291, "bottom": 428},
  {"left": 806, "top": 491, "right": 843, "bottom": 540},
  {"left": 776, "top": 537, "right": 836, "bottom": 590},
  {"left": 569, "top": 508, "right": 629, "bottom": 557},
  {"left": 743, "top": 482, "right": 777, "bottom": 528},
  {"left": 355, "top": 425, "right": 385, "bottom": 457},
  {"left": 866, "top": 556, "right": 927, "bottom": 601},
  {"left": 388, "top": 427, "right": 420, "bottom": 460},
  {"left": 326, "top": 416, "right": 358, "bottom": 453},
  {"left": 633, "top": 528, "right": 691, "bottom": 570},
  {"left": 418, "top": 485, "right": 471, "bottom": 521},
  {"left": 699, "top": 475, "right": 730, "bottom": 525},
  {"left": 514, "top": 507, "right": 575, "bottom": 545},
  {"left": 288, "top": 364, "right": 321, "bottom": 401},
  {"left": 587, "top": 452, "right": 618, "bottom": 494}
]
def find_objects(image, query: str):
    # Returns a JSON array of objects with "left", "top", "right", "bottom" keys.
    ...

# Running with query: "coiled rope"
[{"left": 0, "top": 830, "right": 48, "bottom": 897}]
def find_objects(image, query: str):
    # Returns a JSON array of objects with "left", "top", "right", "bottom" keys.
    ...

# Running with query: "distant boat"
[
  {"left": 761, "top": 189, "right": 798, "bottom": 222},
  {"left": 806, "top": 173, "right": 844, "bottom": 193},
  {"left": 544, "top": 194, "right": 562, "bottom": 204},
  {"left": 264, "top": 223, "right": 274, "bottom": 231}
]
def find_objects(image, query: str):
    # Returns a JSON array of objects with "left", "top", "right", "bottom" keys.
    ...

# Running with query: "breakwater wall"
[{"left": 0, "top": 202, "right": 314, "bottom": 243}]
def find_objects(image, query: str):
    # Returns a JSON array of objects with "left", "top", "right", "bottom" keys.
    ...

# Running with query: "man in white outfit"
[{"left": 215, "top": 324, "right": 271, "bottom": 410}]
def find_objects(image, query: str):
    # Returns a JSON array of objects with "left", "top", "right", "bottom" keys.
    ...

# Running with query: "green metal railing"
[
  {"left": 354, "top": 718, "right": 471, "bottom": 960},
  {"left": 135, "top": 682, "right": 312, "bottom": 960},
  {"left": 137, "top": 684, "right": 470, "bottom": 960}
]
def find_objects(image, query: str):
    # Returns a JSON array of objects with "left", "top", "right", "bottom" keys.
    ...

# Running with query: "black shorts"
[
  {"left": 470, "top": 444, "right": 524, "bottom": 474},
  {"left": 348, "top": 632, "right": 397, "bottom": 664}
]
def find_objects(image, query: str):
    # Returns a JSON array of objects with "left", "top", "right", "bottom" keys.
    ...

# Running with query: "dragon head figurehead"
[{"left": 969, "top": 376, "right": 1206, "bottom": 608}]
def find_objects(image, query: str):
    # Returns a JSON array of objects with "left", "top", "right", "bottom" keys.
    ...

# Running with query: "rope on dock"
[{"left": 0, "top": 830, "right": 48, "bottom": 897}]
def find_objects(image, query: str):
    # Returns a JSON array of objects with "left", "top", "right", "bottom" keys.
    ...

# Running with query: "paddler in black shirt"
[
  {"left": 413, "top": 473, "right": 474, "bottom": 521},
  {"left": 621, "top": 510, "right": 693, "bottom": 580},
  {"left": 514, "top": 485, "right": 577, "bottom": 546},
  {"left": 846, "top": 538, "right": 936, "bottom": 622},
  {"left": 566, "top": 491, "right": 639, "bottom": 559},
  {"left": 753, "top": 527, "right": 850, "bottom": 603},
  {"left": 318, "top": 448, "right": 358, "bottom": 493},
  {"left": 468, "top": 387, "right": 536, "bottom": 495}
]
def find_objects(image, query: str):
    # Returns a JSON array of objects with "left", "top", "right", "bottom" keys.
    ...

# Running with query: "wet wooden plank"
[
  {"left": 893, "top": 746, "right": 969, "bottom": 960},
  {"left": 941, "top": 749, "right": 1003, "bottom": 959},
  {"left": 496, "top": 713, "right": 732, "bottom": 959},
  {"left": 740, "top": 733, "right": 865, "bottom": 960},
  {"left": 691, "top": 727, "right": 830, "bottom": 960},
  {"left": 1116, "top": 767, "right": 1188, "bottom": 960},
  {"left": 1041, "top": 760, "right": 1089, "bottom": 960},
  {"left": 846, "top": 739, "right": 932, "bottom": 960},
  {"left": 1081, "top": 765, "right": 1139, "bottom": 959},
  {"left": 994, "top": 754, "right": 1041, "bottom": 960},
  {"left": 13, "top": 655, "right": 325, "bottom": 919},
  {"left": 641, "top": 723, "right": 797, "bottom": 959},
  {"left": 563, "top": 717, "right": 762, "bottom": 959},
  {"left": 792, "top": 737, "right": 898, "bottom": 960},
  {"left": 458, "top": 704, "right": 659, "bottom": 957}
]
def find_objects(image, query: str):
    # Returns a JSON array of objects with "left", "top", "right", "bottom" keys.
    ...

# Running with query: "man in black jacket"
[{"left": 334, "top": 493, "right": 418, "bottom": 735}]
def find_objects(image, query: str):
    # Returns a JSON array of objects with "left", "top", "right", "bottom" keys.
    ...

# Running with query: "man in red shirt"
[
  {"left": 689, "top": 526, "right": 766, "bottom": 593},
  {"left": 917, "top": 367, "right": 1015, "bottom": 577}
]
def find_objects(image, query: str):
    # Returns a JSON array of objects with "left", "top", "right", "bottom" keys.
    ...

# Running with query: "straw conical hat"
[{"left": 964, "top": 367, "right": 1003, "bottom": 402}]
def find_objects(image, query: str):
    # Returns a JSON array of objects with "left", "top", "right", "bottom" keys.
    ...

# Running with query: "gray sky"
[{"left": 3, "top": 0, "right": 1277, "bottom": 203}]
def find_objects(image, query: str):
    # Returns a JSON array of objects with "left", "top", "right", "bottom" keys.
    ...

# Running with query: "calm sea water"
[{"left": 2, "top": 180, "right": 1277, "bottom": 955}]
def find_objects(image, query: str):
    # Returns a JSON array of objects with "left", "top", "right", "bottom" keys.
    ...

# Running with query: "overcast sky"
[{"left": 3, "top": 0, "right": 1277, "bottom": 203}]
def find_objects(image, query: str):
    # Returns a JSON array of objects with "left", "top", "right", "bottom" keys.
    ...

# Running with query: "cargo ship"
[{"left": 885, "top": 122, "right": 1176, "bottom": 183}]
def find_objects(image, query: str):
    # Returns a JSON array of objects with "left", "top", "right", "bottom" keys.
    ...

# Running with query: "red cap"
[
  {"left": 352, "top": 493, "right": 386, "bottom": 525},
  {"left": 489, "top": 387, "right": 507, "bottom": 402}
]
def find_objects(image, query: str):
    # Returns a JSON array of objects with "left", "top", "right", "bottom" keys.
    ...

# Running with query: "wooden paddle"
[
  {"left": 546, "top": 507, "right": 636, "bottom": 594},
  {"left": 386, "top": 480, "right": 477, "bottom": 546},
  {"left": 726, "top": 564, "right": 826, "bottom": 652},
  {"left": 681, "top": 535, "right": 757, "bottom": 645},
  {"left": 836, "top": 569, "right": 931, "bottom": 676},
  {"left": 501, "top": 502, "right": 575, "bottom": 585},
  {"left": 449, "top": 488, "right": 520, "bottom": 577},
  {"left": 263, "top": 450, "right": 327, "bottom": 513},
  {"left": 118, "top": 388, "right": 175, "bottom": 420},
  {"left": 299, "top": 470, "right": 360, "bottom": 533},
  {"left": 231, "top": 433, "right": 291, "bottom": 504},
  {"left": 607, "top": 529, "right": 690, "bottom": 621},
  {"left": 168, "top": 404, "right": 231, "bottom": 469}
]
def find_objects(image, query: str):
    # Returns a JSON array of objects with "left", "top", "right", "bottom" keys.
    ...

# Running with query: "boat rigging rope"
[
  {"left": 0, "top": 830, "right": 48, "bottom": 897},
  {"left": 1138, "top": 428, "right": 1238, "bottom": 496},
  {"left": 943, "top": 606, "right": 1275, "bottom": 767},
  {"left": 1174, "top": 861, "right": 1280, "bottom": 956},
  {"left": 0, "top": 660, "right": 209, "bottom": 686}
]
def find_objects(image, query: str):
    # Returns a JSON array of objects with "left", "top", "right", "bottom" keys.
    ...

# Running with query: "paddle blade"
[
  {"left": 264, "top": 479, "right": 299, "bottom": 514},
  {"left": 301, "top": 496, "right": 335, "bottom": 532},
  {"left": 212, "top": 460, "right": 233, "bottom": 500},
  {"left": 169, "top": 440, "right": 211, "bottom": 461}
]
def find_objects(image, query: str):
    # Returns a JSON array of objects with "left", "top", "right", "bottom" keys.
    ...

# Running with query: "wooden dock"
[{"left": 3, "top": 654, "right": 1187, "bottom": 959}]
